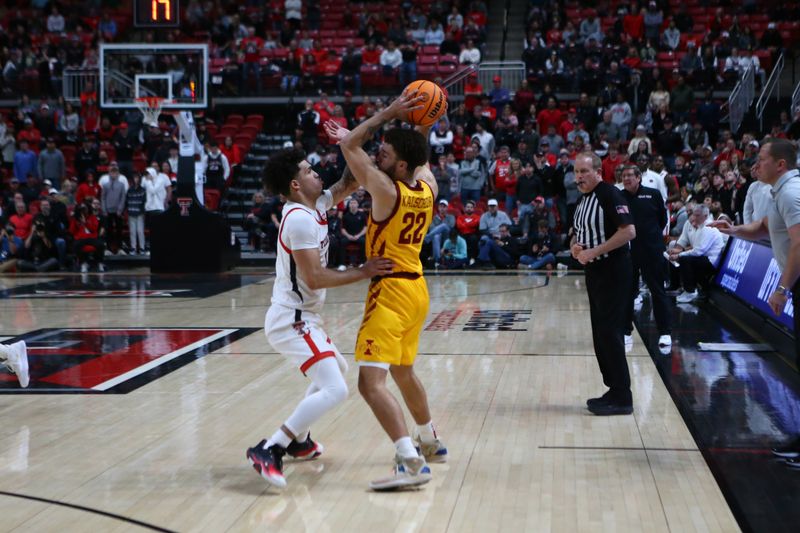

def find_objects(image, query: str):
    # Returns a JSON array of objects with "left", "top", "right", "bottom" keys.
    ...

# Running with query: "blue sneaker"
[
  {"left": 369, "top": 455, "right": 432, "bottom": 491},
  {"left": 412, "top": 428, "right": 448, "bottom": 463}
]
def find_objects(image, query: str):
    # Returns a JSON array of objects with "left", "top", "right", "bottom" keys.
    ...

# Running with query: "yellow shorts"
[{"left": 355, "top": 275, "right": 429, "bottom": 367}]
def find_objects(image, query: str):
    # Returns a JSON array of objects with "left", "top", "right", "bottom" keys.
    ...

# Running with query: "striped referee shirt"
[{"left": 573, "top": 181, "right": 634, "bottom": 263}]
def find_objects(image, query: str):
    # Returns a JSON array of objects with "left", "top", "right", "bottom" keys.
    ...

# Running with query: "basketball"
[{"left": 403, "top": 80, "right": 447, "bottom": 127}]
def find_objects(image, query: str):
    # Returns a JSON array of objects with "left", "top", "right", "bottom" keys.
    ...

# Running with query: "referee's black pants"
[
  {"left": 585, "top": 252, "right": 633, "bottom": 404},
  {"left": 625, "top": 250, "right": 672, "bottom": 337}
]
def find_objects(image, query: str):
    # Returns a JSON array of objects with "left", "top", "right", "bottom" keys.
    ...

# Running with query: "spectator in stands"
[
  {"left": 680, "top": 42, "right": 702, "bottom": 80},
  {"left": 459, "top": 146, "right": 485, "bottom": 204},
  {"left": 297, "top": 99, "right": 320, "bottom": 150},
  {"left": 125, "top": 173, "right": 146, "bottom": 255},
  {"left": 341, "top": 197, "right": 367, "bottom": 265},
  {"left": 459, "top": 39, "right": 481, "bottom": 65},
  {"left": 14, "top": 140, "right": 37, "bottom": 184},
  {"left": 9, "top": 201, "right": 33, "bottom": 240},
  {"left": 398, "top": 36, "right": 418, "bottom": 88},
  {"left": 662, "top": 19, "right": 680, "bottom": 51},
  {"left": 76, "top": 171, "right": 100, "bottom": 205},
  {"left": 338, "top": 45, "right": 362, "bottom": 95},
  {"left": 441, "top": 228, "right": 468, "bottom": 269},
  {"left": 541, "top": 127, "right": 564, "bottom": 155},
  {"left": 669, "top": 204, "right": 725, "bottom": 303},
  {"left": 624, "top": 5, "right": 645, "bottom": 41},
  {"left": 656, "top": 118, "right": 683, "bottom": 172},
  {"left": 489, "top": 76, "right": 512, "bottom": 116},
  {"left": 221, "top": 135, "right": 243, "bottom": 168},
  {"left": 556, "top": 150, "right": 578, "bottom": 228},
  {"left": 18, "top": 216, "right": 59, "bottom": 273},
  {"left": 425, "top": 199, "right": 456, "bottom": 267},
  {"left": 519, "top": 219, "right": 559, "bottom": 270},
  {"left": 57, "top": 103, "right": 80, "bottom": 143},
  {"left": 37, "top": 138, "right": 64, "bottom": 190},
  {"left": 643, "top": 2, "right": 663, "bottom": 43},
  {"left": 471, "top": 121, "right": 495, "bottom": 161},
  {"left": 100, "top": 162, "right": 127, "bottom": 255},
  {"left": 760, "top": 22, "right": 784, "bottom": 50},
  {"left": 475, "top": 222, "right": 517, "bottom": 269},
  {"left": 432, "top": 154, "right": 457, "bottom": 201},
  {"left": 379, "top": 40, "right": 402, "bottom": 77},
  {"left": 46, "top": 5, "right": 65, "bottom": 33},
  {"left": 0, "top": 122, "right": 15, "bottom": 171},
  {"left": 479, "top": 198, "right": 511, "bottom": 239},
  {"left": 71, "top": 202, "right": 105, "bottom": 273},
  {"left": 0, "top": 220, "right": 22, "bottom": 273},
  {"left": 425, "top": 20, "right": 445, "bottom": 46},
  {"left": 430, "top": 119, "right": 454, "bottom": 158},
  {"left": 204, "top": 141, "right": 230, "bottom": 193},
  {"left": 609, "top": 92, "right": 632, "bottom": 140},
  {"left": 35, "top": 197, "right": 67, "bottom": 267}
]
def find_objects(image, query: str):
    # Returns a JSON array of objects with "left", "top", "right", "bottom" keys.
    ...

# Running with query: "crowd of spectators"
[
  {"left": 0, "top": 90, "right": 246, "bottom": 272},
  {"left": 240, "top": 0, "right": 800, "bottom": 269}
]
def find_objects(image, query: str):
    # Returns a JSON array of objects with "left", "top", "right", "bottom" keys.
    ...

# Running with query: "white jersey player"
[{"left": 246, "top": 148, "right": 393, "bottom": 489}]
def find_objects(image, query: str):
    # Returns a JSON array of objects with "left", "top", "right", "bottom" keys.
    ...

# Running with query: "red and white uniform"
[{"left": 266, "top": 190, "right": 346, "bottom": 374}]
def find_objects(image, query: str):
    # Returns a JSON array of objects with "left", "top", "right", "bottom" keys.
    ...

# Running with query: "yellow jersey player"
[{"left": 329, "top": 92, "right": 448, "bottom": 490}]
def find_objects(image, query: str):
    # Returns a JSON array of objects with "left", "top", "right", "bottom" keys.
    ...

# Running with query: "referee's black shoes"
[{"left": 587, "top": 391, "right": 634, "bottom": 415}]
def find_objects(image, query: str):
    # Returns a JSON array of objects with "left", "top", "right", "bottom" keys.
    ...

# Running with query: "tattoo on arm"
[{"left": 341, "top": 166, "right": 357, "bottom": 189}]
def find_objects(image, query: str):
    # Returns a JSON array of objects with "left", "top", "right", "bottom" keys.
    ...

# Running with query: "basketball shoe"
[
  {"left": 369, "top": 455, "right": 432, "bottom": 491},
  {"left": 412, "top": 427, "right": 448, "bottom": 463},
  {"left": 1, "top": 341, "right": 29, "bottom": 388},
  {"left": 286, "top": 433, "right": 324, "bottom": 460},
  {"left": 247, "top": 439, "right": 286, "bottom": 488}
]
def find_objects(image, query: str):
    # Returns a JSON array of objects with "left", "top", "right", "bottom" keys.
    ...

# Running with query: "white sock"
[
  {"left": 394, "top": 436, "right": 418, "bottom": 459},
  {"left": 416, "top": 421, "right": 437, "bottom": 443},
  {"left": 0, "top": 344, "right": 8, "bottom": 362},
  {"left": 295, "top": 430, "right": 310, "bottom": 443},
  {"left": 265, "top": 428, "right": 292, "bottom": 450}
]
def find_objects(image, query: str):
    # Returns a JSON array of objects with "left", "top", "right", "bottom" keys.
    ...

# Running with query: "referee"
[
  {"left": 571, "top": 153, "right": 637, "bottom": 416},
  {"left": 620, "top": 164, "right": 673, "bottom": 352}
]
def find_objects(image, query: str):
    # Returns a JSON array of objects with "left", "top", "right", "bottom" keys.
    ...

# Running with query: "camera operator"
[
  {"left": 17, "top": 218, "right": 59, "bottom": 272},
  {"left": 0, "top": 221, "right": 23, "bottom": 272}
]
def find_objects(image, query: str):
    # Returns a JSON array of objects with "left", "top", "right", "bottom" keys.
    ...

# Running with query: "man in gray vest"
[{"left": 713, "top": 138, "right": 800, "bottom": 466}]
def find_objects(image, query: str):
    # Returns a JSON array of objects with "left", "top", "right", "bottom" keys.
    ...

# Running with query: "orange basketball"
[{"left": 403, "top": 80, "right": 447, "bottom": 127}]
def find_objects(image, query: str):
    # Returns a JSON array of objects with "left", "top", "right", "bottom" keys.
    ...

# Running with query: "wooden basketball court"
[{"left": 0, "top": 270, "right": 739, "bottom": 532}]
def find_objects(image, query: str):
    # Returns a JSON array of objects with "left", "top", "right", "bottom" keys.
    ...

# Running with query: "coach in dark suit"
[
  {"left": 571, "top": 153, "right": 637, "bottom": 416},
  {"left": 620, "top": 164, "right": 673, "bottom": 352}
]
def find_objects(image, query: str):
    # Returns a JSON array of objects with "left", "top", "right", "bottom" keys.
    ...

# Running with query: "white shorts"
[{"left": 265, "top": 304, "right": 347, "bottom": 375}]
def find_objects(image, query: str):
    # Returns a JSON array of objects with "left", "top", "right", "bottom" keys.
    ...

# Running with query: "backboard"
[{"left": 99, "top": 43, "right": 208, "bottom": 109}]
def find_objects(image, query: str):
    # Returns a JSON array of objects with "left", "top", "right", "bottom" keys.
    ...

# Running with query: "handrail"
[
  {"left": 792, "top": 79, "right": 800, "bottom": 116},
  {"left": 755, "top": 53, "right": 785, "bottom": 131},
  {"left": 728, "top": 65, "right": 755, "bottom": 134}
]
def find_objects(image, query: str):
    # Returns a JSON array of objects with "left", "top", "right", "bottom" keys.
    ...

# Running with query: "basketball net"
[{"left": 135, "top": 97, "right": 171, "bottom": 127}]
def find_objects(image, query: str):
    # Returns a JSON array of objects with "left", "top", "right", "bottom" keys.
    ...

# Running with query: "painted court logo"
[{"left": 0, "top": 327, "right": 258, "bottom": 394}]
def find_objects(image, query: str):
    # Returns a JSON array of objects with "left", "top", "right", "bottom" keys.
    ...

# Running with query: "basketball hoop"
[{"left": 135, "top": 97, "right": 170, "bottom": 127}]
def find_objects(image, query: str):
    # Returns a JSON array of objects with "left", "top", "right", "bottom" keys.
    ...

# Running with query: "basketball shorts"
[
  {"left": 355, "top": 276, "right": 429, "bottom": 367},
  {"left": 265, "top": 304, "right": 347, "bottom": 375}
]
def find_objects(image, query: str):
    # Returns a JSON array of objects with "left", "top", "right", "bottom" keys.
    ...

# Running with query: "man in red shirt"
[
  {"left": 76, "top": 171, "right": 101, "bottom": 204},
  {"left": 318, "top": 50, "right": 343, "bottom": 87},
  {"left": 490, "top": 146, "right": 511, "bottom": 196},
  {"left": 70, "top": 203, "right": 106, "bottom": 272},
  {"left": 464, "top": 72, "right": 483, "bottom": 112},
  {"left": 240, "top": 26, "right": 264, "bottom": 95},
  {"left": 623, "top": 5, "right": 644, "bottom": 41},
  {"left": 9, "top": 201, "right": 33, "bottom": 239},
  {"left": 537, "top": 97, "right": 564, "bottom": 135},
  {"left": 602, "top": 144, "right": 625, "bottom": 184},
  {"left": 559, "top": 108, "right": 577, "bottom": 139},
  {"left": 361, "top": 41, "right": 381, "bottom": 65},
  {"left": 18, "top": 119, "right": 42, "bottom": 153},
  {"left": 456, "top": 199, "right": 481, "bottom": 260}
]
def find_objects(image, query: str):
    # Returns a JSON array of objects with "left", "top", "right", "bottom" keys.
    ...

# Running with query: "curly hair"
[
  {"left": 383, "top": 128, "right": 429, "bottom": 172},
  {"left": 262, "top": 148, "right": 306, "bottom": 196}
]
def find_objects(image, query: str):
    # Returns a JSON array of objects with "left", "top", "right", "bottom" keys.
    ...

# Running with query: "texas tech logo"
[
  {"left": 177, "top": 197, "right": 193, "bottom": 216},
  {"left": 0, "top": 327, "right": 257, "bottom": 393}
]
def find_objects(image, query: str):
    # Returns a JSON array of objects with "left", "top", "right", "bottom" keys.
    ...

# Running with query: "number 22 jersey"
[{"left": 365, "top": 180, "right": 433, "bottom": 275}]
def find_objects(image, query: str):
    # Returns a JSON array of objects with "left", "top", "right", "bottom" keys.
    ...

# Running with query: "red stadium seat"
[{"left": 226, "top": 114, "right": 244, "bottom": 127}]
